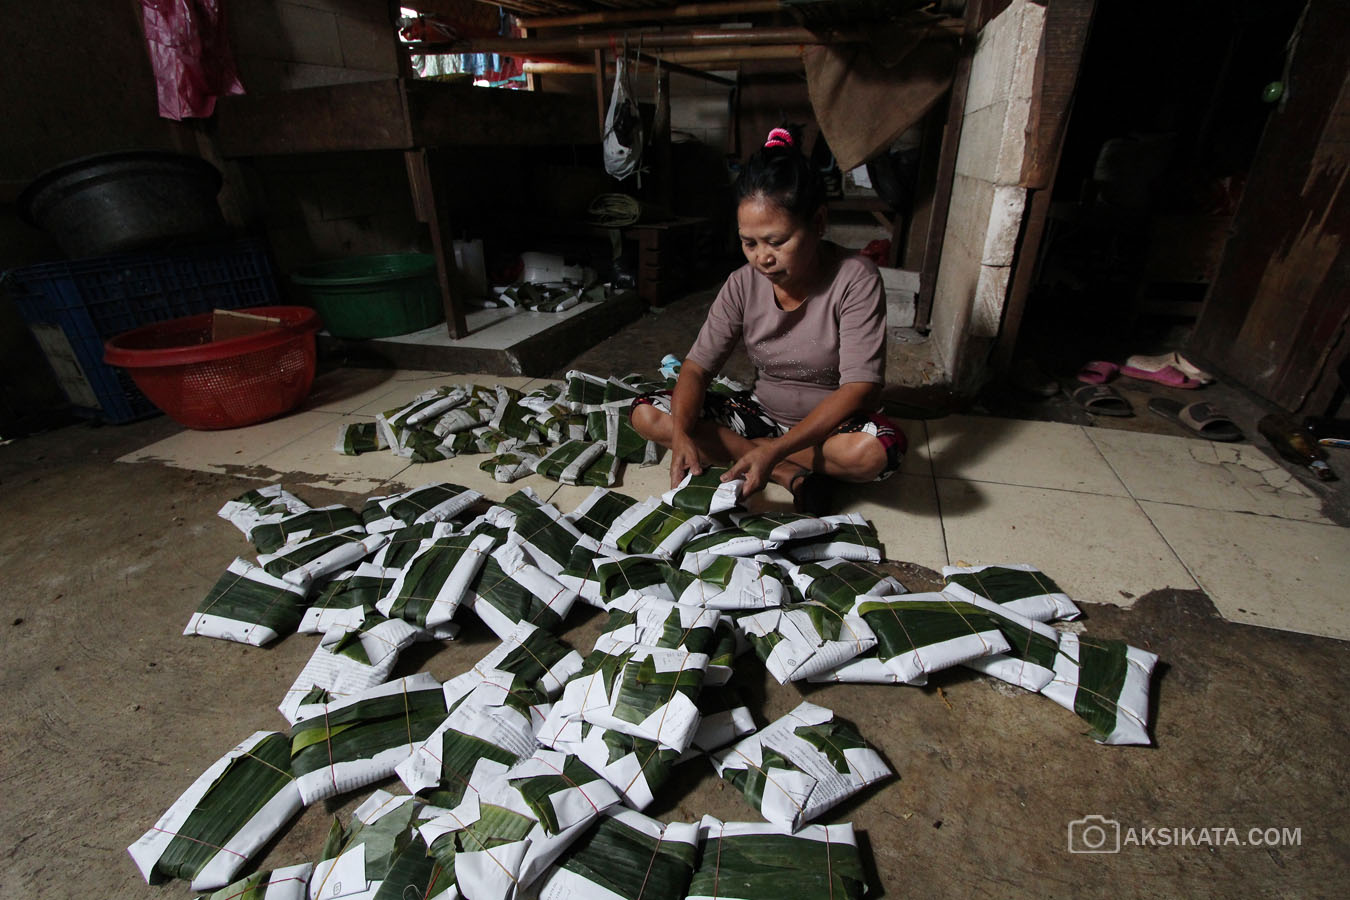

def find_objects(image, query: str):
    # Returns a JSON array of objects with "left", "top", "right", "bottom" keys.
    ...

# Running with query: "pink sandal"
[
  {"left": 1120, "top": 364, "right": 1201, "bottom": 389},
  {"left": 1076, "top": 361, "right": 1119, "bottom": 385}
]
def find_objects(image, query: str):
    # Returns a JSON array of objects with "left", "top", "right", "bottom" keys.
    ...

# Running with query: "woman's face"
[{"left": 737, "top": 194, "right": 824, "bottom": 292}]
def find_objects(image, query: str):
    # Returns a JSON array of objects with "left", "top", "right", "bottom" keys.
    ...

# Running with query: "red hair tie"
[{"left": 764, "top": 128, "right": 793, "bottom": 149}]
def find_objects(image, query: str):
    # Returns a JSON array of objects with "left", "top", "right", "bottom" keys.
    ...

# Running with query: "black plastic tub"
[{"left": 19, "top": 150, "right": 227, "bottom": 257}]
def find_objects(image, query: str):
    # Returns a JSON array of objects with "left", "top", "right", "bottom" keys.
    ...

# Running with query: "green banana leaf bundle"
[
  {"left": 710, "top": 701, "right": 891, "bottom": 831},
  {"left": 299, "top": 563, "right": 400, "bottom": 635},
  {"left": 442, "top": 622, "right": 583, "bottom": 707},
  {"left": 250, "top": 504, "right": 365, "bottom": 555},
  {"left": 479, "top": 450, "right": 543, "bottom": 483},
  {"left": 335, "top": 420, "right": 386, "bottom": 456},
  {"left": 361, "top": 482, "right": 483, "bottom": 533},
  {"left": 602, "top": 497, "right": 717, "bottom": 559},
  {"left": 419, "top": 748, "right": 621, "bottom": 900},
  {"left": 545, "top": 721, "right": 680, "bottom": 810},
  {"left": 290, "top": 673, "right": 447, "bottom": 805},
  {"left": 594, "top": 594, "right": 722, "bottom": 657},
  {"left": 255, "top": 525, "right": 371, "bottom": 582},
  {"left": 852, "top": 590, "right": 1013, "bottom": 684},
  {"left": 564, "top": 487, "right": 639, "bottom": 541},
  {"left": 686, "top": 817, "right": 866, "bottom": 900},
  {"left": 1039, "top": 632, "right": 1158, "bottom": 745},
  {"left": 737, "top": 602, "right": 878, "bottom": 683},
  {"left": 128, "top": 730, "right": 303, "bottom": 891},
  {"left": 190, "top": 861, "right": 312, "bottom": 900},
  {"left": 565, "top": 369, "right": 609, "bottom": 413},
  {"left": 533, "top": 439, "right": 609, "bottom": 485},
  {"left": 543, "top": 644, "right": 708, "bottom": 752},
  {"left": 943, "top": 562, "right": 1082, "bottom": 622},
  {"left": 217, "top": 483, "right": 310, "bottom": 540},
  {"left": 534, "top": 808, "right": 698, "bottom": 900},
  {"left": 376, "top": 530, "right": 500, "bottom": 630},
  {"left": 311, "top": 790, "right": 456, "bottom": 900},
  {"left": 788, "top": 557, "right": 907, "bottom": 616},
  {"left": 660, "top": 467, "right": 743, "bottom": 515},
  {"left": 781, "top": 513, "right": 884, "bottom": 563},
  {"left": 467, "top": 538, "right": 579, "bottom": 640},
  {"left": 396, "top": 677, "right": 544, "bottom": 804},
  {"left": 675, "top": 551, "right": 789, "bottom": 610},
  {"left": 185, "top": 557, "right": 309, "bottom": 647}
]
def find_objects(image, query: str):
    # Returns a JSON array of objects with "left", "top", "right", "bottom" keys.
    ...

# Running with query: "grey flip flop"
[
  {"left": 1148, "top": 399, "right": 1243, "bottom": 441},
  {"left": 1071, "top": 383, "right": 1133, "bottom": 417}
]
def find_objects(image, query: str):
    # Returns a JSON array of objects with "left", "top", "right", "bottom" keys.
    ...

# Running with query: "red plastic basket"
[{"left": 104, "top": 305, "right": 320, "bottom": 430}]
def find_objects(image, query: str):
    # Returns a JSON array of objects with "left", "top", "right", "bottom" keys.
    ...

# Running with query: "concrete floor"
[{"left": 3, "top": 295, "right": 1349, "bottom": 898}]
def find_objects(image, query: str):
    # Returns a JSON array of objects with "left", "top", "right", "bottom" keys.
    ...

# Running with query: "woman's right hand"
[{"left": 669, "top": 431, "right": 704, "bottom": 489}]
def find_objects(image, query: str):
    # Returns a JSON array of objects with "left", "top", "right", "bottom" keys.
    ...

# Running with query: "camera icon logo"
[{"left": 1068, "top": 815, "right": 1121, "bottom": 853}]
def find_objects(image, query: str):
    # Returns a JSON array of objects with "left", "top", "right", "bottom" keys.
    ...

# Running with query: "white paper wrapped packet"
[
  {"left": 257, "top": 525, "right": 372, "bottom": 583},
  {"left": 279, "top": 608, "right": 425, "bottom": 724},
  {"left": 279, "top": 531, "right": 390, "bottom": 590},
  {"left": 467, "top": 538, "right": 579, "bottom": 639},
  {"left": 128, "top": 731, "right": 303, "bottom": 891},
  {"left": 709, "top": 701, "right": 891, "bottom": 831},
  {"left": 806, "top": 651, "right": 919, "bottom": 685},
  {"left": 192, "top": 862, "right": 313, "bottom": 900},
  {"left": 533, "top": 439, "right": 608, "bottom": 485},
  {"left": 942, "top": 562, "right": 1082, "bottom": 622},
  {"left": 1039, "top": 632, "right": 1159, "bottom": 745},
  {"left": 562, "top": 487, "right": 639, "bottom": 542},
  {"left": 788, "top": 557, "right": 907, "bottom": 611},
  {"left": 686, "top": 817, "right": 866, "bottom": 900},
  {"left": 377, "top": 530, "right": 499, "bottom": 630},
  {"left": 601, "top": 497, "right": 716, "bottom": 559},
  {"left": 852, "top": 590, "right": 1013, "bottom": 684},
  {"left": 594, "top": 594, "right": 722, "bottom": 656},
  {"left": 542, "top": 645, "right": 707, "bottom": 753},
  {"left": 289, "top": 673, "right": 447, "bottom": 805},
  {"left": 676, "top": 551, "right": 788, "bottom": 610},
  {"left": 479, "top": 450, "right": 543, "bottom": 483},
  {"left": 944, "top": 583, "right": 1063, "bottom": 692},
  {"left": 533, "top": 807, "right": 698, "bottom": 900},
  {"left": 217, "top": 484, "right": 310, "bottom": 539},
  {"left": 185, "top": 557, "right": 310, "bottom": 647},
  {"left": 419, "top": 751, "right": 621, "bottom": 900},
  {"left": 547, "top": 721, "right": 681, "bottom": 811},
  {"left": 737, "top": 604, "right": 878, "bottom": 683},
  {"left": 727, "top": 510, "right": 854, "bottom": 544},
  {"left": 249, "top": 504, "right": 367, "bottom": 555},
  {"left": 660, "top": 468, "right": 743, "bottom": 516},
  {"left": 781, "top": 513, "right": 884, "bottom": 563},
  {"left": 397, "top": 681, "right": 544, "bottom": 801},
  {"left": 442, "top": 622, "right": 584, "bottom": 707},
  {"left": 299, "top": 563, "right": 399, "bottom": 634},
  {"left": 361, "top": 482, "right": 483, "bottom": 533}
]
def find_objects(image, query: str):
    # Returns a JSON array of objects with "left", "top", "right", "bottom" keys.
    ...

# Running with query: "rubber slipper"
[
  {"left": 1148, "top": 398, "right": 1242, "bottom": 441},
  {"left": 1120, "top": 364, "right": 1202, "bottom": 389},
  {"left": 1071, "top": 383, "right": 1133, "bottom": 417},
  {"left": 1076, "top": 361, "right": 1119, "bottom": 385},
  {"left": 788, "top": 467, "right": 833, "bottom": 515},
  {"left": 1126, "top": 351, "right": 1215, "bottom": 385}
]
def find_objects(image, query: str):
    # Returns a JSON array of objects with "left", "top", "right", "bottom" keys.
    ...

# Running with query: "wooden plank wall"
[{"left": 1188, "top": 0, "right": 1350, "bottom": 413}]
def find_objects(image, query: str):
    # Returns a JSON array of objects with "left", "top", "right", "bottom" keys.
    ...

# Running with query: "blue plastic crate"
[{"left": 4, "top": 238, "right": 279, "bottom": 423}]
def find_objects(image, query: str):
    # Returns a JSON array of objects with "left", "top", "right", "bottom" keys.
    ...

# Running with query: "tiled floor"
[{"left": 119, "top": 370, "right": 1350, "bottom": 642}]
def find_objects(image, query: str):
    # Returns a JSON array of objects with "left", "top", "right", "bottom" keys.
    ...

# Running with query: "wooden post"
[
  {"left": 594, "top": 49, "right": 607, "bottom": 139},
  {"left": 404, "top": 148, "right": 468, "bottom": 339}
]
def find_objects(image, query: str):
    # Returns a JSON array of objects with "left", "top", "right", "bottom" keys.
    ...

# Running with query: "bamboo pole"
[
  {"left": 405, "top": 26, "right": 866, "bottom": 55},
  {"left": 525, "top": 55, "right": 738, "bottom": 86},
  {"left": 657, "top": 45, "right": 805, "bottom": 64},
  {"left": 518, "top": 1, "right": 784, "bottom": 30}
]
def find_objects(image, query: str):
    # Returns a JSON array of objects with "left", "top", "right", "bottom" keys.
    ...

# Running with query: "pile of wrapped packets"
[{"left": 128, "top": 381, "right": 1160, "bottom": 900}]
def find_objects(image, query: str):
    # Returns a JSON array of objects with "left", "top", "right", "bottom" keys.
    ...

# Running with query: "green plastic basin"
[{"left": 292, "top": 253, "right": 443, "bottom": 339}]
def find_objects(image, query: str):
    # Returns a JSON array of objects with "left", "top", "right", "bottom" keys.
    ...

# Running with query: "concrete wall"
[{"left": 929, "top": 0, "right": 1044, "bottom": 389}]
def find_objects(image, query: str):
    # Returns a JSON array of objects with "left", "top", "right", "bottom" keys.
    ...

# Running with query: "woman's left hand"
[{"left": 722, "top": 441, "right": 781, "bottom": 498}]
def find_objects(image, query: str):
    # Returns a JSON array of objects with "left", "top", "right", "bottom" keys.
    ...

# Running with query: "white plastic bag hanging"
[{"left": 603, "top": 49, "right": 643, "bottom": 181}]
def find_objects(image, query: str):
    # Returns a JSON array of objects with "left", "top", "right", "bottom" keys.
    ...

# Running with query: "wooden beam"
[
  {"left": 406, "top": 26, "right": 871, "bottom": 55},
  {"left": 404, "top": 148, "right": 468, "bottom": 339},
  {"left": 914, "top": 1, "right": 981, "bottom": 330},
  {"left": 593, "top": 48, "right": 607, "bottom": 140},
  {"left": 518, "top": 1, "right": 784, "bottom": 30}
]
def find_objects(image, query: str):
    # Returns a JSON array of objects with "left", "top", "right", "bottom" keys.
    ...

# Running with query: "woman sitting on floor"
[{"left": 630, "top": 125, "right": 906, "bottom": 514}]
